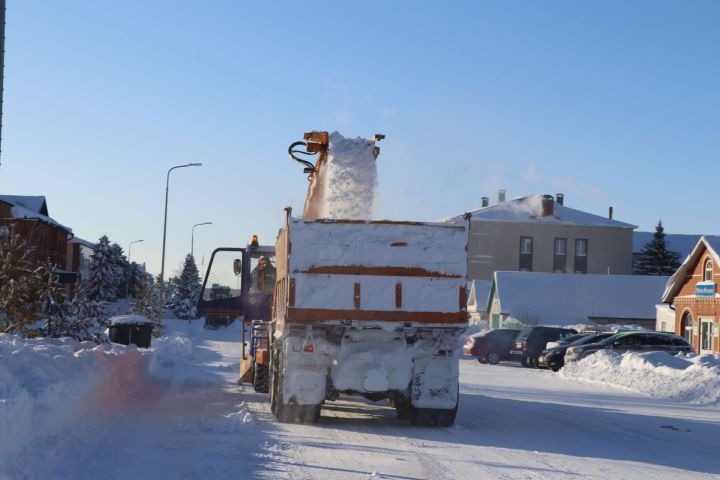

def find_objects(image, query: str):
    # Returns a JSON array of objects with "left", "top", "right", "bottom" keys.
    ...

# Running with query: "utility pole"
[{"left": 0, "top": 0, "right": 6, "bottom": 166}]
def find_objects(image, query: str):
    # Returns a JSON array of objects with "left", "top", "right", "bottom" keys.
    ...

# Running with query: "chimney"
[
  {"left": 556, "top": 193, "right": 564, "bottom": 206},
  {"left": 481, "top": 196, "right": 489, "bottom": 208},
  {"left": 498, "top": 189, "right": 506, "bottom": 203},
  {"left": 608, "top": 206, "right": 613, "bottom": 220},
  {"left": 541, "top": 194, "right": 554, "bottom": 217}
]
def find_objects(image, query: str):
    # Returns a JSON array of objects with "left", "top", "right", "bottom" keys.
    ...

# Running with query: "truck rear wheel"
[
  {"left": 411, "top": 404, "right": 458, "bottom": 427},
  {"left": 390, "top": 395, "right": 414, "bottom": 420}
]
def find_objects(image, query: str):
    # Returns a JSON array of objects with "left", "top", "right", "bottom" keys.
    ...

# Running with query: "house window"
[
  {"left": 553, "top": 238, "right": 567, "bottom": 273},
  {"left": 519, "top": 237, "right": 533, "bottom": 271},
  {"left": 682, "top": 312, "right": 694, "bottom": 344},
  {"left": 574, "top": 239, "right": 588, "bottom": 274},
  {"left": 705, "top": 260, "right": 713, "bottom": 282}
]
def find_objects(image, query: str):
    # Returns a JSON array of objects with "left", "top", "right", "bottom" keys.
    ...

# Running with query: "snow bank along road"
[{"left": 6, "top": 322, "right": 719, "bottom": 480}]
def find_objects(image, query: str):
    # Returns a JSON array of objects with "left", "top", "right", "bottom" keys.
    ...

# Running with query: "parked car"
[
  {"left": 545, "top": 333, "right": 588, "bottom": 350},
  {"left": 463, "top": 329, "right": 520, "bottom": 364},
  {"left": 538, "top": 332, "right": 615, "bottom": 371},
  {"left": 510, "top": 326, "right": 578, "bottom": 367},
  {"left": 564, "top": 331, "right": 693, "bottom": 363}
]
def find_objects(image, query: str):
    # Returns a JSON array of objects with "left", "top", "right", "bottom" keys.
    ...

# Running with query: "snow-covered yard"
[{"left": 2, "top": 322, "right": 719, "bottom": 479}]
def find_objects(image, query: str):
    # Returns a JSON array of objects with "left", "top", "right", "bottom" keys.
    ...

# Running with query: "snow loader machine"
[
  {"left": 197, "top": 236, "right": 276, "bottom": 392},
  {"left": 268, "top": 131, "right": 469, "bottom": 425}
]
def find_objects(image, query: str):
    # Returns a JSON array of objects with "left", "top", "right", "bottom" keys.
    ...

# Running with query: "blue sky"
[{"left": 2, "top": 1, "right": 719, "bottom": 277}]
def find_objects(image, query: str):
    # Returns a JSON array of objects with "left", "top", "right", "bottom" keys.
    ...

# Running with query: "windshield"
[
  {"left": 518, "top": 327, "right": 534, "bottom": 339},
  {"left": 248, "top": 251, "right": 277, "bottom": 295},
  {"left": 572, "top": 333, "right": 610, "bottom": 346},
  {"left": 598, "top": 333, "right": 626, "bottom": 345}
]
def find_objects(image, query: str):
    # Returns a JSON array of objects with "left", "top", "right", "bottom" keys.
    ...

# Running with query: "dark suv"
[
  {"left": 510, "top": 326, "right": 578, "bottom": 367},
  {"left": 564, "top": 331, "right": 693, "bottom": 363},
  {"left": 463, "top": 329, "right": 520, "bottom": 364}
]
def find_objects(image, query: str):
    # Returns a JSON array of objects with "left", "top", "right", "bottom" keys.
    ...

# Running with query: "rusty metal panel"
[
  {"left": 354, "top": 282, "right": 361, "bottom": 310},
  {"left": 286, "top": 308, "right": 468, "bottom": 324},
  {"left": 289, "top": 278, "right": 296, "bottom": 307},
  {"left": 302, "top": 265, "right": 462, "bottom": 279},
  {"left": 395, "top": 283, "right": 402, "bottom": 309}
]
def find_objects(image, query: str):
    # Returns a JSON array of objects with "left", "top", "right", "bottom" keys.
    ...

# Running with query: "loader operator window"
[
  {"left": 249, "top": 253, "right": 276, "bottom": 295},
  {"left": 202, "top": 250, "right": 242, "bottom": 301}
]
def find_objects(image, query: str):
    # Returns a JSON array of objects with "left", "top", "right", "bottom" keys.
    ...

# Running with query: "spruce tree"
[
  {"left": 38, "top": 260, "right": 92, "bottom": 341},
  {"left": 172, "top": 254, "right": 201, "bottom": 320},
  {"left": 0, "top": 229, "right": 42, "bottom": 335},
  {"left": 109, "top": 242, "right": 130, "bottom": 298},
  {"left": 130, "top": 274, "right": 165, "bottom": 336},
  {"left": 126, "top": 262, "right": 145, "bottom": 299},
  {"left": 634, "top": 220, "right": 682, "bottom": 276},
  {"left": 86, "top": 235, "right": 120, "bottom": 302}
]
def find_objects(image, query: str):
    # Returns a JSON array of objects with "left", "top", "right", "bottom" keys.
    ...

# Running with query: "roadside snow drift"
[
  {"left": 561, "top": 350, "right": 720, "bottom": 406},
  {"left": 0, "top": 334, "right": 147, "bottom": 464}
]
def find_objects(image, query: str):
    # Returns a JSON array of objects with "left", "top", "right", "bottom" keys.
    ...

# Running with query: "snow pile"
[
  {"left": 561, "top": 350, "right": 720, "bottom": 406},
  {"left": 199, "top": 402, "right": 254, "bottom": 433},
  {"left": 0, "top": 334, "right": 147, "bottom": 463},
  {"left": 321, "top": 131, "right": 378, "bottom": 219}
]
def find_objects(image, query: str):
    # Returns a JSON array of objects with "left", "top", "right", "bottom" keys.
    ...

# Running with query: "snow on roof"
[
  {"left": 0, "top": 195, "right": 72, "bottom": 233},
  {"left": 633, "top": 232, "right": 720, "bottom": 259},
  {"left": 0, "top": 195, "right": 48, "bottom": 215},
  {"left": 467, "top": 280, "right": 492, "bottom": 312},
  {"left": 492, "top": 271, "right": 669, "bottom": 326},
  {"left": 444, "top": 194, "right": 636, "bottom": 229},
  {"left": 662, "top": 236, "right": 720, "bottom": 302},
  {"left": 70, "top": 237, "right": 96, "bottom": 249}
]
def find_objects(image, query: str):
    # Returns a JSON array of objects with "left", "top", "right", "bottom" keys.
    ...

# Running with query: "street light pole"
[
  {"left": 160, "top": 163, "right": 202, "bottom": 301},
  {"left": 128, "top": 239, "right": 144, "bottom": 263},
  {"left": 191, "top": 222, "right": 212, "bottom": 258}
]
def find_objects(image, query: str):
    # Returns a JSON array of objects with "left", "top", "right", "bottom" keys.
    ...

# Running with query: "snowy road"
[{"left": 19, "top": 324, "right": 720, "bottom": 480}]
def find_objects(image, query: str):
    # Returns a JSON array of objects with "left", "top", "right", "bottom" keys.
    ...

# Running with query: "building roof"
[
  {"left": 467, "top": 279, "right": 492, "bottom": 312},
  {"left": 490, "top": 271, "right": 669, "bottom": 326},
  {"left": 662, "top": 236, "right": 720, "bottom": 302},
  {"left": 0, "top": 194, "right": 71, "bottom": 233},
  {"left": 444, "top": 194, "right": 636, "bottom": 229},
  {"left": 0, "top": 195, "right": 48, "bottom": 215},
  {"left": 633, "top": 232, "right": 720, "bottom": 260}
]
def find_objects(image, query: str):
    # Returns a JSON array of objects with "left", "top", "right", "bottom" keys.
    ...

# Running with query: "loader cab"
[{"left": 197, "top": 238, "right": 276, "bottom": 329}]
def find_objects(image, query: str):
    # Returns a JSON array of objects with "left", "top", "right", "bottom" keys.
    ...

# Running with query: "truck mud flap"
[
  {"left": 411, "top": 357, "right": 459, "bottom": 410},
  {"left": 281, "top": 364, "right": 327, "bottom": 406}
]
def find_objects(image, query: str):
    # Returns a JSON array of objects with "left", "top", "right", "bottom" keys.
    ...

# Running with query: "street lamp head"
[{"left": 188, "top": 163, "right": 202, "bottom": 167}]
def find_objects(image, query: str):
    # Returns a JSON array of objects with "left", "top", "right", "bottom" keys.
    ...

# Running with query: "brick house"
[
  {"left": 662, "top": 236, "right": 720, "bottom": 354},
  {"left": 0, "top": 195, "right": 77, "bottom": 282}
]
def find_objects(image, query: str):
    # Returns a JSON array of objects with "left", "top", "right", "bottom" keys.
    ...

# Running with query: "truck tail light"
[
  {"left": 304, "top": 344, "right": 314, "bottom": 353},
  {"left": 522, "top": 342, "right": 528, "bottom": 351}
]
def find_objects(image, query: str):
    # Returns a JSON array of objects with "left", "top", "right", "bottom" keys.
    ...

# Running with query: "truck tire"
[
  {"left": 521, "top": 355, "right": 532, "bottom": 368},
  {"left": 410, "top": 386, "right": 459, "bottom": 427},
  {"left": 253, "top": 363, "right": 269, "bottom": 393},
  {"left": 269, "top": 353, "right": 278, "bottom": 415},
  {"left": 391, "top": 396, "right": 414, "bottom": 420},
  {"left": 477, "top": 357, "right": 488, "bottom": 364}
]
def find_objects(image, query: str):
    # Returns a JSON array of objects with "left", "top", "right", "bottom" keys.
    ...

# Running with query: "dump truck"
[
  {"left": 268, "top": 131, "right": 469, "bottom": 425},
  {"left": 197, "top": 236, "right": 276, "bottom": 392}
]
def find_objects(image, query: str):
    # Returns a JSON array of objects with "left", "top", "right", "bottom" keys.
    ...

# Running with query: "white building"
[{"left": 486, "top": 271, "right": 669, "bottom": 329}]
